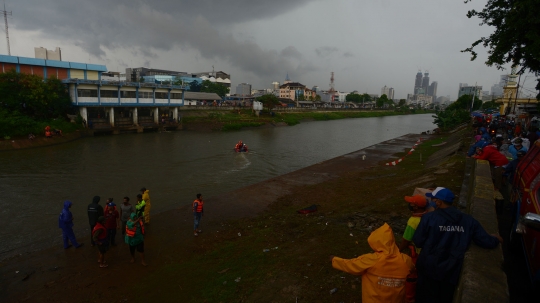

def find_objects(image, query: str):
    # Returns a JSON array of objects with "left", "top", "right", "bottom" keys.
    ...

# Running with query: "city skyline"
[{"left": 2, "top": 0, "right": 538, "bottom": 100}]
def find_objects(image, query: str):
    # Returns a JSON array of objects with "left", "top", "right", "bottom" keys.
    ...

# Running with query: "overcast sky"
[{"left": 3, "top": 0, "right": 538, "bottom": 100}]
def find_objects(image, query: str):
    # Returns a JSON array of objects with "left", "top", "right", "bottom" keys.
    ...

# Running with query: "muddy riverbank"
[{"left": 0, "top": 129, "right": 468, "bottom": 303}]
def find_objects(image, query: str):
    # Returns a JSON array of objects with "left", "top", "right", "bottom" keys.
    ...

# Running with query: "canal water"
[{"left": 0, "top": 114, "right": 436, "bottom": 259}]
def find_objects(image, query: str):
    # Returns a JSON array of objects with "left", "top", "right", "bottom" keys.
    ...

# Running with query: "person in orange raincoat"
[{"left": 330, "top": 223, "right": 415, "bottom": 303}]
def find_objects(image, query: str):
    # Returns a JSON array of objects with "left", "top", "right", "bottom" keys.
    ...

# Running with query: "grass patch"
[{"left": 181, "top": 109, "right": 435, "bottom": 130}]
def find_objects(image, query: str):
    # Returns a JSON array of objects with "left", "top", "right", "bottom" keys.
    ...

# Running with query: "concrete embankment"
[{"left": 454, "top": 159, "right": 509, "bottom": 303}]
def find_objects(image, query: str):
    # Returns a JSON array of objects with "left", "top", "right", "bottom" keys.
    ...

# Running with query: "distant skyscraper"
[
  {"left": 388, "top": 88, "right": 394, "bottom": 100},
  {"left": 236, "top": 83, "right": 251, "bottom": 96},
  {"left": 490, "top": 75, "right": 508, "bottom": 97},
  {"left": 428, "top": 81, "right": 438, "bottom": 100},
  {"left": 422, "top": 72, "right": 430, "bottom": 94},
  {"left": 381, "top": 85, "right": 390, "bottom": 97},
  {"left": 414, "top": 71, "right": 423, "bottom": 94}
]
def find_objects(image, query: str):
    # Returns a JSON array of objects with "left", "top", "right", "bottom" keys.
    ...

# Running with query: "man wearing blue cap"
[{"left": 412, "top": 187, "right": 502, "bottom": 303}]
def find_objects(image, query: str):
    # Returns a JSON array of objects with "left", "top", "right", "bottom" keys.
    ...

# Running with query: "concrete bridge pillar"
[
  {"left": 79, "top": 107, "right": 88, "bottom": 127},
  {"left": 153, "top": 107, "right": 159, "bottom": 124},
  {"left": 109, "top": 108, "right": 115, "bottom": 127},
  {"left": 173, "top": 107, "right": 178, "bottom": 122},
  {"left": 133, "top": 108, "right": 138, "bottom": 126}
]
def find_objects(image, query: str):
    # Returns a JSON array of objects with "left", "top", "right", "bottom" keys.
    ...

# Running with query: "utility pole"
[
  {"left": 470, "top": 82, "right": 477, "bottom": 112},
  {"left": 512, "top": 73, "right": 522, "bottom": 115},
  {"left": 1, "top": 2, "right": 11, "bottom": 55}
]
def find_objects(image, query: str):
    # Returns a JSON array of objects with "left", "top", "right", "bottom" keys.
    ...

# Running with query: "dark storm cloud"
[
  {"left": 13, "top": 0, "right": 316, "bottom": 77},
  {"left": 315, "top": 46, "right": 339, "bottom": 58},
  {"left": 281, "top": 46, "right": 302, "bottom": 59}
]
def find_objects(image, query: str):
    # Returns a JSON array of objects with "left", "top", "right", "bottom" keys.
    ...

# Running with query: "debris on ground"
[{"left": 297, "top": 204, "right": 318, "bottom": 214}]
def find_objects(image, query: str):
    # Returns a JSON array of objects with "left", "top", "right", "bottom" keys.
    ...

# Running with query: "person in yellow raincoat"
[
  {"left": 330, "top": 223, "right": 414, "bottom": 303},
  {"left": 140, "top": 187, "right": 151, "bottom": 224}
]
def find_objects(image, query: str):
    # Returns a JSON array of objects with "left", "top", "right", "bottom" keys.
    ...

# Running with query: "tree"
[
  {"left": 446, "top": 94, "right": 482, "bottom": 111},
  {"left": 346, "top": 93, "right": 362, "bottom": 103},
  {"left": 463, "top": 0, "right": 540, "bottom": 99},
  {"left": 186, "top": 80, "right": 202, "bottom": 92},
  {"left": 398, "top": 99, "right": 406, "bottom": 107},
  {"left": 376, "top": 94, "right": 393, "bottom": 108},
  {"left": 256, "top": 94, "right": 280, "bottom": 110},
  {"left": 315, "top": 95, "right": 321, "bottom": 101},
  {"left": 481, "top": 100, "right": 498, "bottom": 110},
  {"left": 297, "top": 94, "right": 306, "bottom": 101},
  {"left": 200, "top": 80, "right": 229, "bottom": 98}
]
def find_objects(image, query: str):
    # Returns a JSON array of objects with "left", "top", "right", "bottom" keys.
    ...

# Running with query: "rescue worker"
[
  {"left": 398, "top": 194, "right": 428, "bottom": 303},
  {"left": 473, "top": 145, "right": 509, "bottom": 190},
  {"left": 504, "top": 150, "right": 526, "bottom": 187},
  {"left": 330, "top": 223, "right": 414, "bottom": 303},
  {"left": 58, "top": 200, "right": 83, "bottom": 249},
  {"left": 412, "top": 188, "right": 502, "bottom": 303},
  {"left": 87, "top": 196, "right": 104, "bottom": 246},
  {"left": 125, "top": 213, "right": 147, "bottom": 266},
  {"left": 92, "top": 216, "right": 109, "bottom": 268},
  {"left": 120, "top": 197, "right": 135, "bottom": 236},
  {"left": 140, "top": 187, "right": 151, "bottom": 224},
  {"left": 398, "top": 195, "right": 427, "bottom": 252},
  {"left": 45, "top": 125, "right": 52, "bottom": 138},
  {"left": 104, "top": 201, "right": 119, "bottom": 246},
  {"left": 508, "top": 138, "right": 528, "bottom": 159},
  {"left": 193, "top": 193, "right": 204, "bottom": 236},
  {"left": 135, "top": 194, "right": 146, "bottom": 219}
]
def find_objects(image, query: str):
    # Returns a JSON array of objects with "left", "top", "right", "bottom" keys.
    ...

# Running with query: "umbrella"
[{"left": 472, "top": 112, "right": 484, "bottom": 117}]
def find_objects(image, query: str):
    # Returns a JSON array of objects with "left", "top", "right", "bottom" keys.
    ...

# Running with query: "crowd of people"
[
  {"left": 330, "top": 187, "right": 503, "bottom": 303},
  {"left": 468, "top": 115, "right": 538, "bottom": 192},
  {"left": 58, "top": 187, "right": 152, "bottom": 268}
]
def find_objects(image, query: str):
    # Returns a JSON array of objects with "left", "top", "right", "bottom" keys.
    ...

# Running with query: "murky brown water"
[{"left": 0, "top": 114, "right": 435, "bottom": 260}]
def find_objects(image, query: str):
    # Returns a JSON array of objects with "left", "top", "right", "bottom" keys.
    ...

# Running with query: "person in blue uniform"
[
  {"left": 58, "top": 200, "right": 83, "bottom": 249},
  {"left": 412, "top": 188, "right": 502, "bottom": 303}
]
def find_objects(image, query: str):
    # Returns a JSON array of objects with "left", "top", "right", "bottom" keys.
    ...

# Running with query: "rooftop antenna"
[{"left": 1, "top": 1, "right": 12, "bottom": 55}]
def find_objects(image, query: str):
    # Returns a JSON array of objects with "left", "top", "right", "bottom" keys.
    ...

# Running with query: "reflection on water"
[{"left": 0, "top": 114, "right": 435, "bottom": 259}]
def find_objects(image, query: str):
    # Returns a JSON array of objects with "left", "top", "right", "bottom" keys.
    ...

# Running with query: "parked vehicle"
[{"left": 511, "top": 139, "right": 540, "bottom": 286}]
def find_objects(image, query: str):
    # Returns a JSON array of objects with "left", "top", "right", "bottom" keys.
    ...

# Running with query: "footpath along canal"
[{"left": 1, "top": 121, "right": 480, "bottom": 302}]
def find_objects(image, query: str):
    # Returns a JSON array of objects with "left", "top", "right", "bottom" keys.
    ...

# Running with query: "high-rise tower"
[
  {"left": 414, "top": 71, "right": 423, "bottom": 94},
  {"left": 422, "top": 72, "right": 430, "bottom": 94}
]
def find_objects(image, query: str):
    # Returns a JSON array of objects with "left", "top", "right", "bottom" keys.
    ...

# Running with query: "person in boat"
[
  {"left": 242, "top": 144, "right": 248, "bottom": 152},
  {"left": 235, "top": 140, "right": 243, "bottom": 150}
]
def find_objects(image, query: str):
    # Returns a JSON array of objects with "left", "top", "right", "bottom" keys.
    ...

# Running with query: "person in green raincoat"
[{"left": 125, "top": 213, "right": 146, "bottom": 266}]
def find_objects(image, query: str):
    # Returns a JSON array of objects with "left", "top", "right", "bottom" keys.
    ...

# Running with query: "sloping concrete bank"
[
  {"left": 454, "top": 159, "right": 509, "bottom": 302},
  {"left": 0, "top": 130, "right": 88, "bottom": 152}
]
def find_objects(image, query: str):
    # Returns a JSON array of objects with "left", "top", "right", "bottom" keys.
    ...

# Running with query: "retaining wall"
[{"left": 454, "top": 159, "right": 509, "bottom": 302}]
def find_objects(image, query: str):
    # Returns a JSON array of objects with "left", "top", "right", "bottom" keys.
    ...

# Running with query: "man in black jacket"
[
  {"left": 87, "top": 196, "right": 104, "bottom": 246},
  {"left": 412, "top": 187, "right": 502, "bottom": 303}
]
